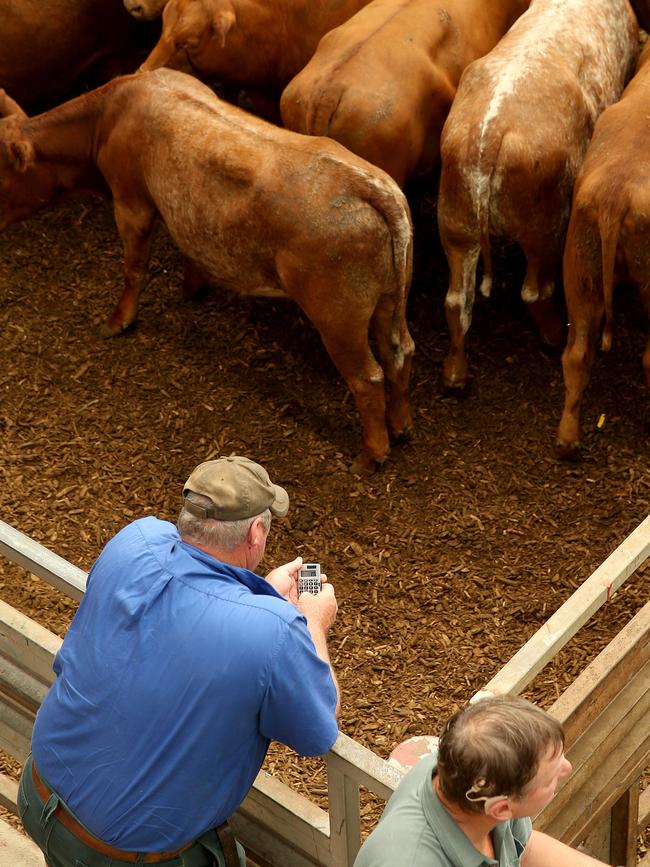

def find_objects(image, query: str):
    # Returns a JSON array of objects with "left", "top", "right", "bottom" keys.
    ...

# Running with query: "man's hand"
[
  {"left": 297, "top": 578, "right": 338, "bottom": 631},
  {"left": 297, "top": 577, "right": 340, "bottom": 717},
  {"left": 265, "top": 556, "right": 302, "bottom": 603}
]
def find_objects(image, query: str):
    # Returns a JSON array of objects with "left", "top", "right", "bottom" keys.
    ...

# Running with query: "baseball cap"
[{"left": 182, "top": 456, "right": 289, "bottom": 521}]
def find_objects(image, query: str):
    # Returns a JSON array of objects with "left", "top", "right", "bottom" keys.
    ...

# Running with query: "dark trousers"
[{"left": 18, "top": 754, "right": 246, "bottom": 867}]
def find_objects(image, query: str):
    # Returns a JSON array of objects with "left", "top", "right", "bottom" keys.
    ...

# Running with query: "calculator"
[{"left": 298, "top": 563, "right": 321, "bottom": 596}]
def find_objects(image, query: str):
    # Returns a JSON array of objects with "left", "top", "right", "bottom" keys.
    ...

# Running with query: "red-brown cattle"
[
  {"left": 0, "top": 0, "right": 156, "bottom": 110},
  {"left": 0, "top": 70, "right": 414, "bottom": 471},
  {"left": 437, "top": 0, "right": 638, "bottom": 391},
  {"left": 124, "top": 0, "right": 168, "bottom": 18},
  {"left": 280, "top": 0, "right": 530, "bottom": 188},
  {"left": 139, "top": 0, "right": 374, "bottom": 100},
  {"left": 557, "top": 44, "right": 650, "bottom": 459}
]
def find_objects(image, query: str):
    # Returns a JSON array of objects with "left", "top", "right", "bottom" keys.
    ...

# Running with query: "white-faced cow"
[
  {"left": 281, "top": 0, "right": 530, "bottom": 188},
  {"left": 0, "top": 71, "right": 414, "bottom": 471},
  {"left": 437, "top": 0, "right": 638, "bottom": 391},
  {"left": 557, "top": 43, "right": 650, "bottom": 459}
]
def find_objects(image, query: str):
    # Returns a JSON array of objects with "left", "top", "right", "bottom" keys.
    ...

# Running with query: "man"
[
  {"left": 19, "top": 455, "right": 339, "bottom": 867},
  {"left": 354, "top": 694, "right": 618, "bottom": 867}
]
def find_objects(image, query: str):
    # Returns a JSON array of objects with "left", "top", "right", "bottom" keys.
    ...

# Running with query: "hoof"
[
  {"left": 350, "top": 451, "right": 387, "bottom": 475},
  {"left": 390, "top": 426, "right": 413, "bottom": 446},
  {"left": 100, "top": 320, "right": 134, "bottom": 339},
  {"left": 388, "top": 417, "right": 413, "bottom": 445},
  {"left": 441, "top": 378, "right": 469, "bottom": 397},
  {"left": 555, "top": 439, "right": 582, "bottom": 462}
]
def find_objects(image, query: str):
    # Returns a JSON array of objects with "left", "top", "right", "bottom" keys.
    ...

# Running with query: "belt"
[{"left": 31, "top": 760, "right": 194, "bottom": 864}]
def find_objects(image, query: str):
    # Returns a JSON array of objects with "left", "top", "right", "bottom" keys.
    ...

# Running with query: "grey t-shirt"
[{"left": 354, "top": 751, "right": 532, "bottom": 867}]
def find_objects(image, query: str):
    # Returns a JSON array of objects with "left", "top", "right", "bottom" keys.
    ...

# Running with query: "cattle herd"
[{"left": 1, "top": 0, "right": 649, "bottom": 469}]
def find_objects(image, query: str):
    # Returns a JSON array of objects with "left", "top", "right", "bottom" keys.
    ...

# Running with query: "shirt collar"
[
  {"left": 179, "top": 540, "right": 284, "bottom": 598},
  {"left": 421, "top": 767, "right": 498, "bottom": 867}
]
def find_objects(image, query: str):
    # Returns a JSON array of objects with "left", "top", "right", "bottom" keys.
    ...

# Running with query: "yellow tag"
[{"left": 597, "top": 414, "right": 606, "bottom": 429}]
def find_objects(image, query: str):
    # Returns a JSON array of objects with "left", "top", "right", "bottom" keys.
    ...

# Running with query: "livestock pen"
[{"left": 0, "top": 515, "right": 647, "bottom": 865}]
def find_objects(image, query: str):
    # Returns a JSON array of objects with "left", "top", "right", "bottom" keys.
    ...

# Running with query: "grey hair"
[{"left": 177, "top": 492, "right": 271, "bottom": 550}]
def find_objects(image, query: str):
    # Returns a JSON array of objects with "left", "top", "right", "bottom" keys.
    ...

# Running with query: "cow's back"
[
  {"left": 98, "top": 70, "right": 408, "bottom": 298},
  {"left": 440, "top": 0, "right": 637, "bottom": 241},
  {"left": 281, "top": 0, "right": 530, "bottom": 184}
]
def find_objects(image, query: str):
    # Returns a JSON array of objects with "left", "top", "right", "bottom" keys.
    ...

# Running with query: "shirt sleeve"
[{"left": 259, "top": 614, "right": 339, "bottom": 756}]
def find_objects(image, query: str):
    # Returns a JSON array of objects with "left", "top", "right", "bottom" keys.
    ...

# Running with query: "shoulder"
[
  {"left": 87, "top": 517, "right": 175, "bottom": 580},
  {"left": 355, "top": 819, "right": 445, "bottom": 867},
  {"left": 355, "top": 756, "right": 443, "bottom": 867},
  {"left": 101, "top": 516, "right": 176, "bottom": 556}
]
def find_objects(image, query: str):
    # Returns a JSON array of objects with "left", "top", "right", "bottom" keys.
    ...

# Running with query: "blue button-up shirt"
[{"left": 32, "top": 517, "right": 338, "bottom": 851}]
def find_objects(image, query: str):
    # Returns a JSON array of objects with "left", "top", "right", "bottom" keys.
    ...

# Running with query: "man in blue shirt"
[
  {"left": 19, "top": 455, "right": 340, "bottom": 867},
  {"left": 354, "top": 695, "right": 616, "bottom": 867}
]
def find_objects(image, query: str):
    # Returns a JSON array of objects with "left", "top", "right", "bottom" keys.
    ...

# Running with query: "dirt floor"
[{"left": 0, "top": 180, "right": 648, "bottom": 853}]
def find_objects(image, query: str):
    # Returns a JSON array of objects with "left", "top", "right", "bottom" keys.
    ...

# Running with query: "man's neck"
[
  {"left": 181, "top": 536, "right": 249, "bottom": 570},
  {"left": 433, "top": 775, "right": 497, "bottom": 858}
]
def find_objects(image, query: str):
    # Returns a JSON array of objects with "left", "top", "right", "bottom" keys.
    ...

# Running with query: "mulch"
[{"left": 0, "top": 177, "right": 648, "bottom": 852}]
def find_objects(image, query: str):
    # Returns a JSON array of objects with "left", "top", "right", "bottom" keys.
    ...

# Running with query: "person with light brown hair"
[{"left": 354, "top": 694, "right": 617, "bottom": 867}]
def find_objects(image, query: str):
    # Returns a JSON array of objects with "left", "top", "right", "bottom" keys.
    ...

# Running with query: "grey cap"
[{"left": 182, "top": 456, "right": 289, "bottom": 521}]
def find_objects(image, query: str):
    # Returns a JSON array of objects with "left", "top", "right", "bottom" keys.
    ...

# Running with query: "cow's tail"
[
  {"left": 469, "top": 128, "right": 501, "bottom": 299},
  {"left": 597, "top": 196, "right": 624, "bottom": 352},
  {"left": 319, "top": 153, "right": 413, "bottom": 340},
  {"left": 477, "top": 167, "right": 494, "bottom": 299},
  {"left": 357, "top": 170, "right": 413, "bottom": 315}
]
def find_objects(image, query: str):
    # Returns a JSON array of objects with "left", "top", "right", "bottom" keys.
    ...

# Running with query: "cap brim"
[{"left": 270, "top": 484, "right": 289, "bottom": 518}]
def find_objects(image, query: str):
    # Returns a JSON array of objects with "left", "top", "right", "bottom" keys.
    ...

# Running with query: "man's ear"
[
  {"left": 486, "top": 797, "right": 513, "bottom": 823},
  {"left": 247, "top": 515, "right": 265, "bottom": 548}
]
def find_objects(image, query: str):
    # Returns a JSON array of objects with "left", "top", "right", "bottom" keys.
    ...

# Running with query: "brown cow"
[
  {"left": 139, "top": 0, "right": 374, "bottom": 100},
  {"left": 437, "top": 0, "right": 638, "bottom": 391},
  {"left": 124, "top": 0, "right": 168, "bottom": 18},
  {"left": 0, "top": 0, "right": 157, "bottom": 110},
  {"left": 0, "top": 70, "right": 414, "bottom": 471},
  {"left": 557, "top": 44, "right": 650, "bottom": 459},
  {"left": 280, "top": 0, "right": 530, "bottom": 188}
]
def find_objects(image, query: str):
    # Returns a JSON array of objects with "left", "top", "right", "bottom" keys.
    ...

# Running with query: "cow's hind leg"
[
  {"left": 302, "top": 302, "right": 390, "bottom": 471},
  {"left": 103, "top": 201, "right": 157, "bottom": 336},
  {"left": 556, "top": 310, "right": 600, "bottom": 461},
  {"left": 443, "top": 243, "right": 480, "bottom": 390},
  {"left": 521, "top": 254, "right": 565, "bottom": 349},
  {"left": 370, "top": 294, "right": 415, "bottom": 443},
  {"left": 320, "top": 327, "right": 389, "bottom": 472},
  {"left": 277, "top": 252, "right": 390, "bottom": 471}
]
